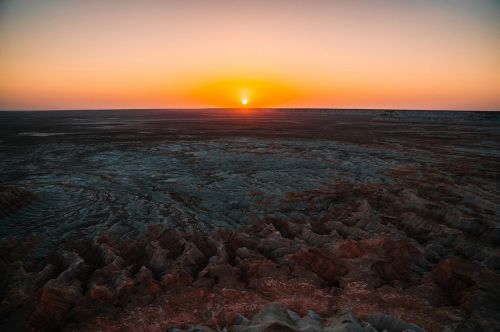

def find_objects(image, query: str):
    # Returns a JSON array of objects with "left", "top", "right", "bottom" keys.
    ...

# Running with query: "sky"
[{"left": 0, "top": 0, "right": 499, "bottom": 110}]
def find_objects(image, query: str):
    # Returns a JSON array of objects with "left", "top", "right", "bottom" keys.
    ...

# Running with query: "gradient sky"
[{"left": 1, "top": 0, "right": 499, "bottom": 110}]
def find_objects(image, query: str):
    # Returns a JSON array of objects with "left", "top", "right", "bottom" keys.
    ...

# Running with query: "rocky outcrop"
[
  {"left": 432, "top": 257, "right": 500, "bottom": 330},
  {"left": 371, "top": 239, "right": 428, "bottom": 284},
  {"left": 0, "top": 175, "right": 499, "bottom": 331},
  {"left": 0, "top": 216, "right": 497, "bottom": 332},
  {"left": 172, "top": 302, "right": 427, "bottom": 332},
  {"left": 291, "top": 248, "right": 348, "bottom": 285},
  {"left": 30, "top": 279, "right": 83, "bottom": 330},
  {"left": 336, "top": 240, "right": 364, "bottom": 259}
]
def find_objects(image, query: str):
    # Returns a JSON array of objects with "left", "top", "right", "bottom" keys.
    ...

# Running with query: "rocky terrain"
[{"left": 0, "top": 109, "right": 499, "bottom": 331}]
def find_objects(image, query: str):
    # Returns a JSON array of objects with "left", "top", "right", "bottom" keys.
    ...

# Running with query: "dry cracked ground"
[{"left": 0, "top": 109, "right": 499, "bottom": 331}]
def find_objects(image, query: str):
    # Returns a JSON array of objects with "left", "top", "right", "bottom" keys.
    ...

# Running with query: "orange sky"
[{"left": 0, "top": 0, "right": 499, "bottom": 110}]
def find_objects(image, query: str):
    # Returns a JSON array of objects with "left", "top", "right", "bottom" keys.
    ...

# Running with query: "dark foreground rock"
[
  {"left": 0, "top": 214, "right": 499, "bottom": 331},
  {"left": 174, "top": 302, "right": 427, "bottom": 332}
]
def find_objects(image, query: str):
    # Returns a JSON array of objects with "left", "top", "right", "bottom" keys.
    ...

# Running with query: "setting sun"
[{"left": 189, "top": 77, "right": 298, "bottom": 108}]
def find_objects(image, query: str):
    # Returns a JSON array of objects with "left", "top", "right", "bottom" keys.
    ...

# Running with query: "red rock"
[
  {"left": 88, "top": 284, "right": 114, "bottom": 302},
  {"left": 177, "top": 241, "right": 207, "bottom": 277},
  {"left": 432, "top": 257, "right": 477, "bottom": 293},
  {"left": 156, "top": 229, "right": 185, "bottom": 257},
  {"left": 371, "top": 239, "right": 426, "bottom": 284},
  {"left": 241, "top": 259, "right": 290, "bottom": 280},
  {"left": 31, "top": 279, "right": 83, "bottom": 330},
  {"left": 249, "top": 278, "right": 337, "bottom": 316},
  {"left": 131, "top": 266, "right": 162, "bottom": 298},
  {"left": 2, "top": 217, "right": 497, "bottom": 332},
  {"left": 235, "top": 247, "right": 254, "bottom": 260},
  {"left": 204, "top": 263, "right": 240, "bottom": 288},
  {"left": 267, "top": 218, "right": 302, "bottom": 239},
  {"left": 97, "top": 243, "right": 119, "bottom": 265},
  {"left": 145, "top": 240, "right": 172, "bottom": 274},
  {"left": 431, "top": 258, "right": 500, "bottom": 329},
  {"left": 0, "top": 263, "right": 56, "bottom": 315},
  {"left": 160, "top": 270, "right": 193, "bottom": 289},
  {"left": 337, "top": 240, "right": 364, "bottom": 259},
  {"left": 298, "top": 227, "right": 331, "bottom": 247},
  {"left": 232, "top": 232, "right": 259, "bottom": 250},
  {"left": 258, "top": 232, "right": 297, "bottom": 259},
  {"left": 291, "top": 248, "right": 348, "bottom": 284},
  {"left": 149, "top": 280, "right": 162, "bottom": 296}
]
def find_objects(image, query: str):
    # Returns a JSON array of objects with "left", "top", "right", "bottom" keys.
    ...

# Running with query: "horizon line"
[{"left": 0, "top": 107, "right": 499, "bottom": 113}]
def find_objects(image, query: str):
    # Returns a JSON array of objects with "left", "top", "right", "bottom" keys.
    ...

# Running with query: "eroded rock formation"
[{"left": 1, "top": 208, "right": 498, "bottom": 331}]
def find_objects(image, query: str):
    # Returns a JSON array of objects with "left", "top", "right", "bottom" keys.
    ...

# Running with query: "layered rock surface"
[
  {"left": 1, "top": 212, "right": 499, "bottom": 331},
  {"left": 174, "top": 302, "right": 427, "bottom": 332},
  {"left": 0, "top": 110, "right": 498, "bottom": 331}
]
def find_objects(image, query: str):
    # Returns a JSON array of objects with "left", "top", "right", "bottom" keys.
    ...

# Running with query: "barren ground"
[{"left": 0, "top": 109, "right": 499, "bottom": 331}]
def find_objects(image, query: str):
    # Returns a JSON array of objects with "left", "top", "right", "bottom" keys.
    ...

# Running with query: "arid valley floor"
[{"left": 0, "top": 109, "right": 499, "bottom": 331}]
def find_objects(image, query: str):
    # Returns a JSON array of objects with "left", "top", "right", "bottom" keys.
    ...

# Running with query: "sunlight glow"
[{"left": 1, "top": 1, "right": 499, "bottom": 110}]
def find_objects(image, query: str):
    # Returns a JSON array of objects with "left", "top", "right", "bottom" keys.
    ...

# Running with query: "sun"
[{"left": 241, "top": 97, "right": 248, "bottom": 106}]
